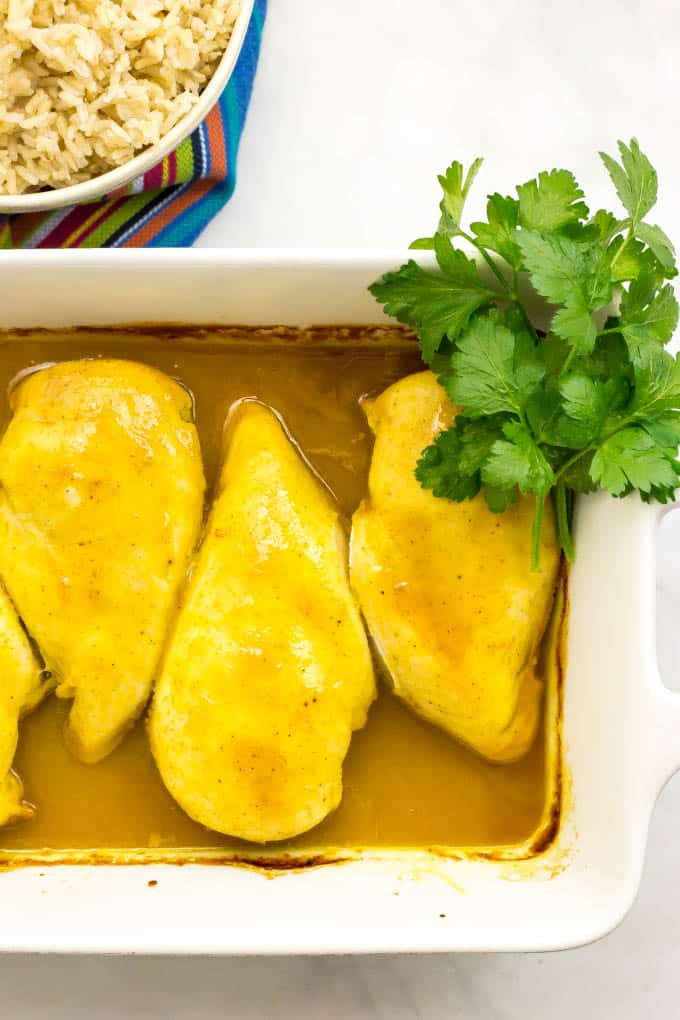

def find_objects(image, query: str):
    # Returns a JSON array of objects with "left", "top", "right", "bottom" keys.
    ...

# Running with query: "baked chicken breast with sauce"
[
  {"left": 350, "top": 371, "right": 560, "bottom": 763},
  {"left": 0, "top": 360, "right": 205, "bottom": 764},
  {"left": 0, "top": 584, "right": 52, "bottom": 826},
  {"left": 150, "top": 400, "right": 375, "bottom": 843}
]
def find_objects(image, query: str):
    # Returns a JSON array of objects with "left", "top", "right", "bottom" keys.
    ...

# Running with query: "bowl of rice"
[{"left": 0, "top": 0, "right": 253, "bottom": 211}]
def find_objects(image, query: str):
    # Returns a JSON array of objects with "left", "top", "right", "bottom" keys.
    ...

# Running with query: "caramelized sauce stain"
[{"left": 0, "top": 329, "right": 553, "bottom": 858}]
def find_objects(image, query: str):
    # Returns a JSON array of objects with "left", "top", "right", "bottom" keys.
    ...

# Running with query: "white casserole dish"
[{"left": 0, "top": 248, "right": 678, "bottom": 954}]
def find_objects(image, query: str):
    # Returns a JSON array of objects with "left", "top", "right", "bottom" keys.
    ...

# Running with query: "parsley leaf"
[
  {"left": 415, "top": 428, "right": 479, "bottom": 502},
  {"left": 560, "top": 372, "right": 610, "bottom": 427},
  {"left": 635, "top": 222, "right": 677, "bottom": 275},
  {"left": 517, "top": 231, "right": 611, "bottom": 352},
  {"left": 592, "top": 209, "right": 624, "bottom": 245},
  {"left": 590, "top": 427, "right": 679, "bottom": 497},
  {"left": 642, "top": 414, "right": 680, "bottom": 450},
  {"left": 550, "top": 304, "right": 600, "bottom": 353},
  {"left": 437, "top": 158, "right": 484, "bottom": 232},
  {"left": 369, "top": 251, "right": 492, "bottom": 363},
  {"left": 629, "top": 346, "right": 680, "bottom": 418},
  {"left": 516, "top": 231, "right": 610, "bottom": 308},
  {"left": 619, "top": 278, "right": 679, "bottom": 356},
  {"left": 482, "top": 420, "right": 555, "bottom": 494},
  {"left": 471, "top": 194, "right": 521, "bottom": 269},
  {"left": 415, "top": 416, "right": 507, "bottom": 501},
  {"left": 409, "top": 237, "right": 435, "bottom": 250},
  {"left": 517, "top": 169, "right": 589, "bottom": 231},
  {"left": 409, "top": 158, "right": 485, "bottom": 248},
  {"left": 607, "top": 236, "right": 648, "bottom": 283},
  {"left": 441, "top": 315, "right": 544, "bottom": 417},
  {"left": 599, "top": 138, "right": 657, "bottom": 224},
  {"left": 483, "top": 485, "right": 519, "bottom": 512},
  {"left": 526, "top": 372, "right": 611, "bottom": 449}
]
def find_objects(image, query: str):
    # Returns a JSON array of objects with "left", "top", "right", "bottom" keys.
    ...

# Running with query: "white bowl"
[
  {"left": 0, "top": 0, "right": 255, "bottom": 215},
  {"left": 0, "top": 249, "right": 679, "bottom": 954}
]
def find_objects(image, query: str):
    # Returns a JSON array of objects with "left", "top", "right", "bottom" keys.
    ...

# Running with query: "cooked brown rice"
[{"left": 0, "top": 0, "right": 240, "bottom": 194}]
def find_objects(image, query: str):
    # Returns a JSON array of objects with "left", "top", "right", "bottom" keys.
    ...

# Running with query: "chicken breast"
[
  {"left": 350, "top": 371, "right": 560, "bottom": 763},
  {"left": 0, "top": 584, "right": 52, "bottom": 826},
  {"left": 0, "top": 360, "right": 205, "bottom": 764},
  {"left": 150, "top": 400, "right": 375, "bottom": 843}
]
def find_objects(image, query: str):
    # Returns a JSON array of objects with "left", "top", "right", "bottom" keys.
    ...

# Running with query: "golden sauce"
[{"left": 0, "top": 330, "right": 550, "bottom": 855}]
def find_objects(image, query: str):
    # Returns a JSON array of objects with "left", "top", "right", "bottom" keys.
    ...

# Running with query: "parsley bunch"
[{"left": 369, "top": 140, "right": 680, "bottom": 568}]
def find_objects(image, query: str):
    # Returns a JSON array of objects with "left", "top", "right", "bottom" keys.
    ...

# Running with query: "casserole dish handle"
[{"left": 644, "top": 499, "right": 680, "bottom": 797}]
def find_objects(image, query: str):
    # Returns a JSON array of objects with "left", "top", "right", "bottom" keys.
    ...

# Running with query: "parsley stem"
[
  {"left": 552, "top": 409, "right": 648, "bottom": 496},
  {"left": 513, "top": 299, "right": 539, "bottom": 341},
  {"left": 531, "top": 492, "right": 546, "bottom": 572},
  {"left": 562, "top": 348, "right": 577, "bottom": 374},
  {"left": 609, "top": 223, "right": 634, "bottom": 272},
  {"left": 554, "top": 446, "right": 594, "bottom": 485},
  {"left": 458, "top": 230, "right": 538, "bottom": 340},
  {"left": 554, "top": 481, "right": 575, "bottom": 562},
  {"left": 458, "top": 230, "right": 510, "bottom": 290}
]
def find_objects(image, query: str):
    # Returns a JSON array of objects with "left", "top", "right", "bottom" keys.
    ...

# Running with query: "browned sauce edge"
[{"left": 0, "top": 324, "right": 418, "bottom": 346}]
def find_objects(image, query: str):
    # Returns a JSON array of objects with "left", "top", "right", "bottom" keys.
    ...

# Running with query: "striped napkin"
[{"left": 0, "top": 0, "right": 266, "bottom": 248}]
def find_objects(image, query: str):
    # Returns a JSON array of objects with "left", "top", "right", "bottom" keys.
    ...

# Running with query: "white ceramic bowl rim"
[{"left": 0, "top": 0, "right": 255, "bottom": 215}]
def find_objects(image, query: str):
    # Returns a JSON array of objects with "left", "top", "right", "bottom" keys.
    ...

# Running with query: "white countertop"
[{"left": 2, "top": 0, "right": 680, "bottom": 1015}]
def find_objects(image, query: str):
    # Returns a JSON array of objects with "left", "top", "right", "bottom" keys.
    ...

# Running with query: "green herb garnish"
[{"left": 370, "top": 140, "right": 680, "bottom": 568}]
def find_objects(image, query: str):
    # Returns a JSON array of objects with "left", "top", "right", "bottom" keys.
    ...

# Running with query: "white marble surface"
[{"left": 3, "top": 0, "right": 680, "bottom": 1015}]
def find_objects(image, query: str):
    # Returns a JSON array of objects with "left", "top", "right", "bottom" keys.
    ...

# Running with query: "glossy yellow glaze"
[
  {"left": 0, "top": 334, "right": 552, "bottom": 854},
  {"left": 150, "top": 400, "right": 375, "bottom": 842},
  {"left": 0, "top": 360, "right": 205, "bottom": 763},
  {"left": 351, "top": 371, "right": 560, "bottom": 762},
  {"left": 0, "top": 584, "right": 51, "bottom": 825}
]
